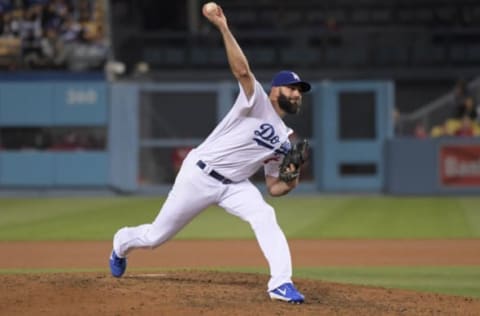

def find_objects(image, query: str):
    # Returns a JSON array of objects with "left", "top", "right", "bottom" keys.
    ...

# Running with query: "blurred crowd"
[
  {"left": 0, "top": 0, "right": 108, "bottom": 71},
  {"left": 413, "top": 78, "right": 480, "bottom": 139},
  {"left": 0, "top": 127, "right": 106, "bottom": 151}
]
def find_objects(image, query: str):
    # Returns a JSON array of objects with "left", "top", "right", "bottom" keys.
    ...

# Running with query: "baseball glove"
[{"left": 279, "top": 139, "right": 309, "bottom": 182}]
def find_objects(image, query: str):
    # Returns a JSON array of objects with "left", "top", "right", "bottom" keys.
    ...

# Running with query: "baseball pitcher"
[{"left": 110, "top": 2, "right": 311, "bottom": 304}]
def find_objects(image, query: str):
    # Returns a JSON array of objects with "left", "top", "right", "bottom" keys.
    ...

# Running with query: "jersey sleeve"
[
  {"left": 233, "top": 80, "right": 267, "bottom": 116},
  {"left": 264, "top": 158, "right": 282, "bottom": 178}
]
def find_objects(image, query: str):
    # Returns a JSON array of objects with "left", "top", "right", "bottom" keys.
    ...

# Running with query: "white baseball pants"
[{"left": 113, "top": 151, "right": 293, "bottom": 291}]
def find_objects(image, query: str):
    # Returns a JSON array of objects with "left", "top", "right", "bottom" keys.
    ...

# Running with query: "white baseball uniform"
[{"left": 113, "top": 79, "right": 295, "bottom": 291}]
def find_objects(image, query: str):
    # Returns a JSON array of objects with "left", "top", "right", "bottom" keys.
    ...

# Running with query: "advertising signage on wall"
[{"left": 440, "top": 145, "right": 480, "bottom": 187}]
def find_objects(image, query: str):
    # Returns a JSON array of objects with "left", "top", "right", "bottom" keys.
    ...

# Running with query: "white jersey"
[{"left": 192, "top": 80, "right": 293, "bottom": 182}]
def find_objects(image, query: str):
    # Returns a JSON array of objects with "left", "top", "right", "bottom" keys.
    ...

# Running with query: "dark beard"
[{"left": 278, "top": 93, "right": 300, "bottom": 114}]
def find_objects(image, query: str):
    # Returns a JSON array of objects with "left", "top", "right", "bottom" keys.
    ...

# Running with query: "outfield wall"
[
  {"left": 1, "top": 77, "right": 480, "bottom": 195},
  {"left": 0, "top": 75, "right": 109, "bottom": 187},
  {"left": 386, "top": 138, "right": 480, "bottom": 195}
]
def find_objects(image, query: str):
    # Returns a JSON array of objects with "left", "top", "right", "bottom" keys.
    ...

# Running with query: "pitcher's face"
[{"left": 277, "top": 85, "right": 303, "bottom": 114}]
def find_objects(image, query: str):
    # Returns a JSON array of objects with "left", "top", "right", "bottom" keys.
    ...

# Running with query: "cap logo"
[{"left": 292, "top": 72, "right": 300, "bottom": 80}]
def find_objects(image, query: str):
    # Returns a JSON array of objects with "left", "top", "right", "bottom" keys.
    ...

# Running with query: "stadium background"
[
  {"left": 1, "top": 1, "right": 480, "bottom": 314},
  {"left": 1, "top": 0, "right": 480, "bottom": 194}
]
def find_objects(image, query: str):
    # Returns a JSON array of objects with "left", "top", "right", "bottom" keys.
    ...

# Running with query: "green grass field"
[
  {"left": 1, "top": 195, "right": 480, "bottom": 240},
  {"left": 1, "top": 195, "right": 480, "bottom": 297}
]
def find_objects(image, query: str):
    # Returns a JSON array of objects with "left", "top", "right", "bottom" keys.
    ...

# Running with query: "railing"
[{"left": 395, "top": 77, "right": 480, "bottom": 136}]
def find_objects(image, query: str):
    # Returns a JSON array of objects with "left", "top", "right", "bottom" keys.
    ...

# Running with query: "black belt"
[{"left": 196, "top": 160, "right": 233, "bottom": 184}]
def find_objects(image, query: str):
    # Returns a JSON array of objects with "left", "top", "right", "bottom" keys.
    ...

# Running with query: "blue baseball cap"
[{"left": 271, "top": 70, "right": 311, "bottom": 92}]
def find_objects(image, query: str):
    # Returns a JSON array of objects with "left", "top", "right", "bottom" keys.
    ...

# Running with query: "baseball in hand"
[{"left": 203, "top": 2, "right": 218, "bottom": 15}]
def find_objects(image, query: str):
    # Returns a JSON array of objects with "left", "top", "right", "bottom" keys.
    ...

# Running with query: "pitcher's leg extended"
[
  {"left": 110, "top": 156, "right": 219, "bottom": 276},
  {"left": 113, "top": 187, "right": 209, "bottom": 257}
]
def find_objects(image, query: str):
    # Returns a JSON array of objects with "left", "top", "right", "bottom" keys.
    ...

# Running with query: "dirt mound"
[
  {"left": 2, "top": 240, "right": 480, "bottom": 315},
  {"left": 2, "top": 271, "right": 479, "bottom": 316}
]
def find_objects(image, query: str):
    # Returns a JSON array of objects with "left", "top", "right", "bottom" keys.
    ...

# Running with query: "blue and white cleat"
[
  {"left": 269, "top": 282, "right": 305, "bottom": 304},
  {"left": 109, "top": 250, "right": 127, "bottom": 278}
]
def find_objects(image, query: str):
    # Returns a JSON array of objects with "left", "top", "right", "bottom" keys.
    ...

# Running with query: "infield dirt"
[{"left": 1, "top": 239, "right": 480, "bottom": 315}]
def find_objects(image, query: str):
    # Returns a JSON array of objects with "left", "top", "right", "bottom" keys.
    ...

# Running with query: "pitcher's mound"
[{"left": 2, "top": 270, "right": 479, "bottom": 315}]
